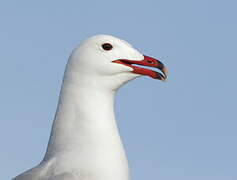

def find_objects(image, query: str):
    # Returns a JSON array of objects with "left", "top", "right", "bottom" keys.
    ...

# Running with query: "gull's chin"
[{"left": 113, "top": 71, "right": 140, "bottom": 85}]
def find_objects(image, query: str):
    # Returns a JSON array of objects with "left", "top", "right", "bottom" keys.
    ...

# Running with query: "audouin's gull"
[{"left": 13, "top": 35, "right": 167, "bottom": 180}]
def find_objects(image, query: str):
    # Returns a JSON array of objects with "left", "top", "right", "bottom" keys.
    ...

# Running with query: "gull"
[{"left": 13, "top": 35, "right": 167, "bottom": 180}]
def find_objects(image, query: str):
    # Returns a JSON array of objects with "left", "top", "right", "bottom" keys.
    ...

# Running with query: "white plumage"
[{"left": 13, "top": 35, "right": 167, "bottom": 180}]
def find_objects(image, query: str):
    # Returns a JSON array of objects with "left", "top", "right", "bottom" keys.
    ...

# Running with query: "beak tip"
[
  {"left": 162, "top": 67, "right": 168, "bottom": 77},
  {"left": 161, "top": 77, "right": 167, "bottom": 82}
]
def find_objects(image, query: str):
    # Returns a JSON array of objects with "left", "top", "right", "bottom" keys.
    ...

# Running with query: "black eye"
[{"left": 102, "top": 43, "right": 113, "bottom": 51}]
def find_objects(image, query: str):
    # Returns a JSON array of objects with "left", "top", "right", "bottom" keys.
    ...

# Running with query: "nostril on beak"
[{"left": 147, "top": 60, "right": 154, "bottom": 64}]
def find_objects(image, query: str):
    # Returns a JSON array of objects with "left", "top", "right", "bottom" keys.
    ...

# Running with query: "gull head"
[{"left": 65, "top": 35, "right": 167, "bottom": 90}]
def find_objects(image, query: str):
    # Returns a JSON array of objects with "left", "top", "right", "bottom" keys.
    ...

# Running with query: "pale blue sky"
[{"left": 1, "top": 0, "right": 237, "bottom": 179}]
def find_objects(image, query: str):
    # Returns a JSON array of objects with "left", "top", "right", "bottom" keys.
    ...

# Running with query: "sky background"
[{"left": 1, "top": 0, "right": 237, "bottom": 179}]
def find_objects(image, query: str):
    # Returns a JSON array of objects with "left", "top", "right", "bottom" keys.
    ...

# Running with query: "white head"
[{"left": 64, "top": 35, "right": 167, "bottom": 91}]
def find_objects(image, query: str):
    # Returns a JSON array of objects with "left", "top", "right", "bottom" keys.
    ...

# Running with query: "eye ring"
[{"left": 101, "top": 43, "right": 113, "bottom": 51}]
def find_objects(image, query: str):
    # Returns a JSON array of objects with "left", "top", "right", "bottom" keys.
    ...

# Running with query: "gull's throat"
[{"left": 44, "top": 75, "right": 130, "bottom": 180}]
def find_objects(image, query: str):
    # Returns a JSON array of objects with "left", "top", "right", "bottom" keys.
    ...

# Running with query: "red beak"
[{"left": 113, "top": 55, "right": 168, "bottom": 81}]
